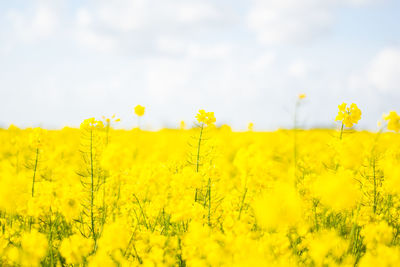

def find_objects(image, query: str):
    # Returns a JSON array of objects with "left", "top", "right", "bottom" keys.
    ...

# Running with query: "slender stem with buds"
[
  {"left": 196, "top": 123, "right": 204, "bottom": 173},
  {"left": 32, "top": 147, "right": 39, "bottom": 197}
]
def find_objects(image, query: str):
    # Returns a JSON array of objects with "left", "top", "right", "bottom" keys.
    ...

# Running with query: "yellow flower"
[
  {"left": 359, "top": 244, "right": 400, "bottom": 267},
  {"left": 312, "top": 169, "right": 360, "bottom": 211},
  {"left": 21, "top": 229, "right": 48, "bottom": 264},
  {"left": 62, "top": 197, "right": 80, "bottom": 222},
  {"left": 383, "top": 111, "right": 400, "bottom": 132},
  {"left": 298, "top": 93, "right": 306, "bottom": 100},
  {"left": 134, "top": 105, "right": 145, "bottom": 117},
  {"left": 80, "top": 118, "right": 104, "bottom": 129},
  {"left": 335, "top": 103, "right": 361, "bottom": 127},
  {"left": 60, "top": 234, "right": 94, "bottom": 264},
  {"left": 361, "top": 221, "right": 393, "bottom": 248},
  {"left": 180, "top": 120, "right": 186, "bottom": 130},
  {"left": 196, "top": 110, "right": 207, "bottom": 123},
  {"left": 254, "top": 182, "right": 303, "bottom": 229},
  {"left": 196, "top": 110, "right": 216, "bottom": 126},
  {"left": 102, "top": 114, "right": 120, "bottom": 124},
  {"left": 248, "top": 122, "right": 254, "bottom": 131},
  {"left": 307, "top": 230, "right": 349, "bottom": 266}
]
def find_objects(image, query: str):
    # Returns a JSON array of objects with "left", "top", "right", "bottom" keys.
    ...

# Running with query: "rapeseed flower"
[
  {"left": 134, "top": 105, "right": 145, "bottom": 117},
  {"left": 312, "top": 169, "right": 360, "bottom": 211},
  {"left": 59, "top": 234, "right": 94, "bottom": 264},
  {"left": 196, "top": 109, "right": 216, "bottom": 125},
  {"left": 298, "top": 93, "right": 306, "bottom": 99},
  {"left": 21, "top": 230, "right": 48, "bottom": 265},
  {"left": 254, "top": 182, "right": 303, "bottom": 229},
  {"left": 383, "top": 111, "right": 400, "bottom": 132},
  {"left": 335, "top": 103, "right": 362, "bottom": 127}
]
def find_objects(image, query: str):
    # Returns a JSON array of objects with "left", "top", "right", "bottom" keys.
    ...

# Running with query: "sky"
[{"left": 0, "top": 0, "right": 399, "bottom": 130}]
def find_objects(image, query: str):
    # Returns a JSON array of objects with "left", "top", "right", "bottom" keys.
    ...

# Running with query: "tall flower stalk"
[{"left": 78, "top": 118, "right": 105, "bottom": 249}]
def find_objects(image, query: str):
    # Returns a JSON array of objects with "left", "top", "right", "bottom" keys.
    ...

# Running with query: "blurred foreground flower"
[{"left": 383, "top": 111, "right": 400, "bottom": 132}]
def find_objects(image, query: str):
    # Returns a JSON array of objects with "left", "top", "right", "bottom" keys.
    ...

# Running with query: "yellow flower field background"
[{"left": 1, "top": 101, "right": 400, "bottom": 266}]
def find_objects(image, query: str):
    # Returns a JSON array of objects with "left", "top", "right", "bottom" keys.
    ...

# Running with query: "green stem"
[
  {"left": 124, "top": 232, "right": 142, "bottom": 264},
  {"left": 32, "top": 147, "right": 39, "bottom": 197},
  {"left": 90, "top": 128, "right": 96, "bottom": 244},
  {"left": 350, "top": 203, "right": 362, "bottom": 255},
  {"left": 313, "top": 199, "right": 319, "bottom": 231},
  {"left": 101, "top": 124, "right": 108, "bottom": 231},
  {"left": 49, "top": 211, "right": 54, "bottom": 266},
  {"left": 339, "top": 122, "right": 344, "bottom": 140},
  {"left": 294, "top": 100, "right": 299, "bottom": 179},
  {"left": 106, "top": 122, "right": 110, "bottom": 146},
  {"left": 372, "top": 157, "right": 377, "bottom": 214},
  {"left": 196, "top": 123, "right": 204, "bottom": 173},
  {"left": 207, "top": 177, "right": 211, "bottom": 226},
  {"left": 133, "top": 194, "right": 149, "bottom": 229},
  {"left": 101, "top": 176, "right": 107, "bottom": 232},
  {"left": 238, "top": 187, "right": 248, "bottom": 220}
]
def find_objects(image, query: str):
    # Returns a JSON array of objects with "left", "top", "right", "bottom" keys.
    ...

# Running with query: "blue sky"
[{"left": 0, "top": 0, "right": 399, "bottom": 130}]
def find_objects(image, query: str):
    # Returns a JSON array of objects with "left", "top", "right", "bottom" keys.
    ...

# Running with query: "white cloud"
[
  {"left": 74, "top": 8, "right": 118, "bottom": 52},
  {"left": 288, "top": 59, "right": 313, "bottom": 78},
  {"left": 31, "top": 5, "right": 58, "bottom": 37},
  {"left": 155, "top": 37, "right": 233, "bottom": 59},
  {"left": 75, "top": 29, "right": 118, "bottom": 53},
  {"left": 175, "top": 2, "right": 220, "bottom": 23},
  {"left": 141, "top": 48, "right": 277, "bottom": 106},
  {"left": 345, "top": 0, "right": 381, "bottom": 6},
  {"left": 88, "top": 0, "right": 221, "bottom": 33},
  {"left": 249, "top": 51, "right": 276, "bottom": 73},
  {"left": 367, "top": 47, "right": 400, "bottom": 93},
  {"left": 96, "top": 0, "right": 148, "bottom": 32},
  {"left": 246, "top": 0, "right": 380, "bottom": 45},
  {"left": 349, "top": 47, "right": 400, "bottom": 94},
  {"left": 187, "top": 43, "right": 233, "bottom": 59},
  {"left": 246, "top": 0, "right": 333, "bottom": 45},
  {"left": 71, "top": 0, "right": 223, "bottom": 53},
  {"left": 6, "top": 4, "right": 59, "bottom": 42},
  {"left": 156, "top": 36, "right": 187, "bottom": 54},
  {"left": 76, "top": 8, "right": 92, "bottom": 27},
  {"left": 144, "top": 57, "right": 194, "bottom": 102}
]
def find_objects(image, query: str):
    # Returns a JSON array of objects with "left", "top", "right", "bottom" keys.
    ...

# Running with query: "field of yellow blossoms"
[{"left": 1, "top": 102, "right": 400, "bottom": 266}]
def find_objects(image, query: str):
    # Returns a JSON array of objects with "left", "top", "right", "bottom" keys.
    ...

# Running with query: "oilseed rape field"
[{"left": 2, "top": 102, "right": 400, "bottom": 266}]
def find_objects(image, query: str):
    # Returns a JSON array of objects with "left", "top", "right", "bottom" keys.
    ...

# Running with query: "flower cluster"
[
  {"left": 384, "top": 111, "right": 400, "bottom": 132},
  {"left": 80, "top": 118, "right": 104, "bottom": 129},
  {"left": 195, "top": 109, "right": 216, "bottom": 125},
  {"left": 335, "top": 103, "right": 362, "bottom": 127}
]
